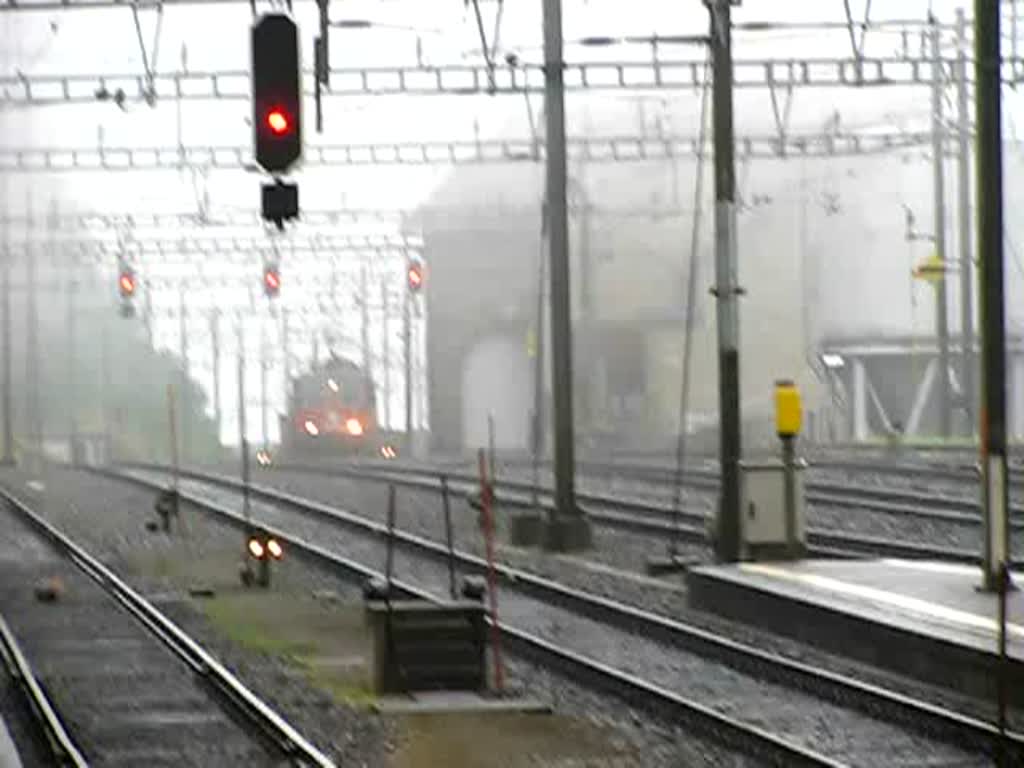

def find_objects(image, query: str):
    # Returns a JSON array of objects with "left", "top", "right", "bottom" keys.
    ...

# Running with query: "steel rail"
[
  {"left": 106, "top": 465, "right": 846, "bottom": 767},
  {"left": 0, "top": 488, "right": 336, "bottom": 768},
  {"left": 488, "top": 456, "right": 1024, "bottom": 524},
  {"left": 249, "top": 460, "right": 1024, "bottom": 566},
  {"left": 111, "top": 463, "right": 1024, "bottom": 763},
  {"left": 0, "top": 613, "right": 89, "bottom": 767}
]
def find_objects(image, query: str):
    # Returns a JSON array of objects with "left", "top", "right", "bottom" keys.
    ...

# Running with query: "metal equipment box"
[
  {"left": 740, "top": 459, "right": 807, "bottom": 557},
  {"left": 365, "top": 600, "right": 486, "bottom": 694}
]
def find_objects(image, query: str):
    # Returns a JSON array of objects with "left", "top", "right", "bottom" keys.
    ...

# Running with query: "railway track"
[
  {"left": 0, "top": 610, "right": 86, "bottom": 767},
  {"left": 110, "top": 462, "right": 1018, "bottom": 767},
  {"left": 0, "top": 484, "right": 335, "bottom": 768},
  {"left": 243, "top": 459, "right": 1024, "bottom": 567}
]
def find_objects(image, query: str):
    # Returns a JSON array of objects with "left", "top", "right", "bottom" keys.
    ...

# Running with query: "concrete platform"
[
  {"left": 373, "top": 691, "right": 551, "bottom": 715},
  {"left": 688, "top": 558, "right": 1024, "bottom": 705},
  {"left": 0, "top": 716, "right": 23, "bottom": 768}
]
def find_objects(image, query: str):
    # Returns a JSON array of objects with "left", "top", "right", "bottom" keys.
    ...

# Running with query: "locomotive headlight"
[
  {"left": 304, "top": 419, "right": 319, "bottom": 437},
  {"left": 345, "top": 417, "right": 364, "bottom": 436}
]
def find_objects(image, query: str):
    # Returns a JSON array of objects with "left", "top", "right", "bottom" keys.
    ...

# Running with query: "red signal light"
[
  {"left": 119, "top": 272, "right": 136, "bottom": 297},
  {"left": 407, "top": 263, "right": 423, "bottom": 292},
  {"left": 264, "top": 268, "right": 280, "bottom": 291},
  {"left": 266, "top": 109, "right": 290, "bottom": 135}
]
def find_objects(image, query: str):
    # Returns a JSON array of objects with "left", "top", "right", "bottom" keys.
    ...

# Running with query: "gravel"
[
  {"left": 493, "top": 463, "right": 1024, "bottom": 558},
  {"left": 135, "top": 468, "right": 993, "bottom": 767},
  {"left": 195, "top": 464, "right": 1024, "bottom": 729},
  {"left": 0, "top": 465, "right": 393, "bottom": 768},
  {"left": 4, "top": 466, "right": 765, "bottom": 768},
  {"left": 0, "top": 484, "right": 284, "bottom": 767}
]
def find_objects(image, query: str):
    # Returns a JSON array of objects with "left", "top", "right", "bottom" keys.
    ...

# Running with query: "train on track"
[{"left": 279, "top": 356, "right": 384, "bottom": 458}]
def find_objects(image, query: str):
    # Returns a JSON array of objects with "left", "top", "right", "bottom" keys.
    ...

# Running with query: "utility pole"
[
  {"left": 280, "top": 308, "right": 290, "bottom": 433},
  {"left": 25, "top": 202, "right": 41, "bottom": 462},
  {"left": 178, "top": 288, "right": 190, "bottom": 462},
  {"left": 360, "top": 262, "right": 371, "bottom": 382},
  {"left": 381, "top": 279, "right": 391, "bottom": 430},
  {"left": 708, "top": 0, "right": 742, "bottom": 562},
  {"left": 210, "top": 310, "right": 221, "bottom": 430},
  {"left": 66, "top": 277, "right": 77, "bottom": 464},
  {"left": 403, "top": 280, "right": 412, "bottom": 452},
  {"left": 975, "top": 0, "right": 1008, "bottom": 592},
  {"left": 1, "top": 263, "right": 11, "bottom": 465},
  {"left": 143, "top": 279, "right": 154, "bottom": 347},
  {"left": 260, "top": 325, "right": 269, "bottom": 448},
  {"left": 100, "top": 319, "right": 111, "bottom": 458},
  {"left": 237, "top": 324, "right": 252, "bottom": 529},
  {"left": 931, "top": 14, "right": 952, "bottom": 438},
  {"left": 956, "top": 8, "right": 975, "bottom": 436},
  {"left": 542, "top": 0, "right": 588, "bottom": 549},
  {"left": 532, "top": 213, "right": 547, "bottom": 464}
]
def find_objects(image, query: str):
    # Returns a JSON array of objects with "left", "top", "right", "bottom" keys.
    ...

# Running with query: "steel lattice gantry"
[
  {"left": 0, "top": 130, "right": 963, "bottom": 172},
  {"left": 4, "top": 53, "right": 1024, "bottom": 107}
]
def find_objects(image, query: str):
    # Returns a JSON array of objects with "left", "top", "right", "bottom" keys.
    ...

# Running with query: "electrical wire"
[{"left": 668, "top": 45, "right": 711, "bottom": 561}]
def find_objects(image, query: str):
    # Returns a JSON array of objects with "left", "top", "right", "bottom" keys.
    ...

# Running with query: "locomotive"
[{"left": 280, "top": 356, "right": 380, "bottom": 458}]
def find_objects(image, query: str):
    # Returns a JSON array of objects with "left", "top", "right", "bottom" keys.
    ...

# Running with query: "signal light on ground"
[
  {"left": 247, "top": 537, "right": 265, "bottom": 559},
  {"left": 267, "top": 538, "right": 283, "bottom": 559},
  {"left": 345, "top": 417, "right": 364, "bottom": 437},
  {"left": 379, "top": 444, "right": 397, "bottom": 459}
]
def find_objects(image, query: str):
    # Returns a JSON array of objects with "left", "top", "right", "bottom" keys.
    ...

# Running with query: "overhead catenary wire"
[{"left": 669, "top": 44, "right": 711, "bottom": 561}]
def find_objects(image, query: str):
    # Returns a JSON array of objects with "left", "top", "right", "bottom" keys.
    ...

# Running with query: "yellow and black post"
[{"left": 775, "top": 380, "right": 803, "bottom": 559}]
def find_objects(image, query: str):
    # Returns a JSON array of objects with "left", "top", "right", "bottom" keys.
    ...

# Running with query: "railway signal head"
[
  {"left": 246, "top": 532, "right": 283, "bottom": 560},
  {"left": 407, "top": 260, "right": 424, "bottom": 294},
  {"left": 119, "top": 267, "right": 136, "bottom": 298},
  {"left": 118, "top": 266, "right": 137, "bottom": 318},
  {"left": 263, "top": 263, "right": 281, "bottom": 298},
  {"left": 251, "top": 13, "right": 302, "bottom": 174}
]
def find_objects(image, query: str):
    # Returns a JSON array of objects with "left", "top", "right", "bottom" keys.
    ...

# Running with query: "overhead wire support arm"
[
  {"left": 131, "top": 0, "right": 164, "bottom": 106},
  {"left": 841, "top": 0, "right": 873, "bottom": 83}
]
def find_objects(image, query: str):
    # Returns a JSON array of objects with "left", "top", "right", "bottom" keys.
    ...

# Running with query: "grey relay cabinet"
[{"left": 739, "top": 458, "right": 807, "bottom": 559}]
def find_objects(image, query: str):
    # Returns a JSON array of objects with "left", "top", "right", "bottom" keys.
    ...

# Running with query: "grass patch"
[
  {"left": 390, "top": 712, "right": 640, "bottom": 768},
  {"left": 129, "top": 546, "right": 374, "bottom": 706},
  {"left": 201, "top": 593, "right": 321, "bottom": 658},
  {"left": 196, "top": 590, "right": 373, "bottom": 704}
]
